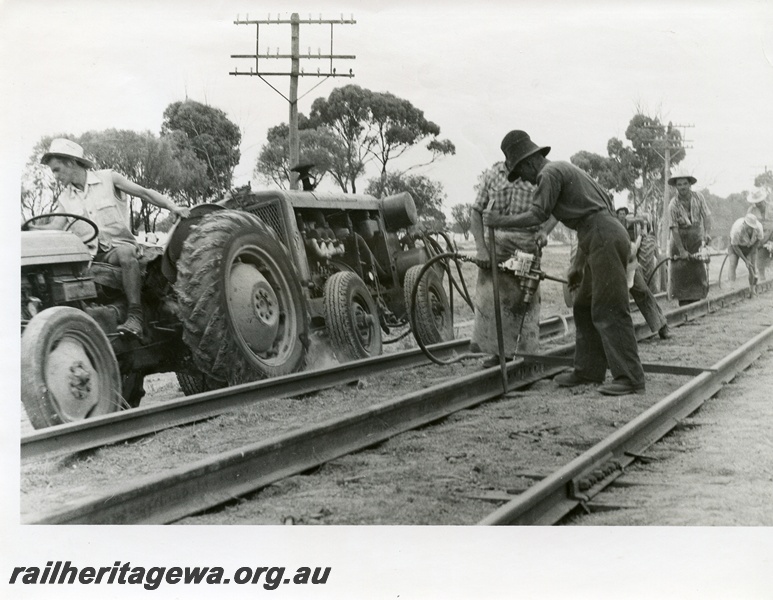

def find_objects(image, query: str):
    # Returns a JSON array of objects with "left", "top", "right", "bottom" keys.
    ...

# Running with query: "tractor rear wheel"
[
  {"left": 175, "top": 210, "right": 309, "bottom": 385},
  {"left": 324, "top": 271, "right": 382, "bottom": 361},
  {"left": 404, "top": 264, "right": 453, "bottom": 346},
  {"left": 175, "top": 370, "right": 227, "bottom": 396},
  {"left": 21, "top": 306, "right": 123, "bottom": 429}
]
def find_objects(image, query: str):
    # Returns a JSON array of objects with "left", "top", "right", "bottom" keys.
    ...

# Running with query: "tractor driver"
[{"left": 34, "top": 138, "right": 190, "bottom": 337}]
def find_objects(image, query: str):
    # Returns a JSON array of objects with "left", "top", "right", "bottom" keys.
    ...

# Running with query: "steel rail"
[
  {"left": 21, "top": 338, "right": 468, "bottom": 461},
  {"left": 25, "top": 355, "right": 572, "bottom": 524},
  {"left": 21, "top": 305, "right": 580, "bottom": 462},
  {"left": 24, "top": 281, "right": 769, "bottom": 524},
  {"left": 479, "top": 321, "right": 773, "bottom": 526},
  {"left": 20, "top": 279, "right": 764, "bottom": 462}
]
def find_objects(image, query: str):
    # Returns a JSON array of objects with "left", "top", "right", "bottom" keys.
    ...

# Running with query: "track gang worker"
[{"left": 482, "top": 130, "right": 645, "bottom": 396}]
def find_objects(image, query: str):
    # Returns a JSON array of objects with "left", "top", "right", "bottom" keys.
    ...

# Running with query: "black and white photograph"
[{"left": 2, "top": 0, "right": 773, "bottom": 598}]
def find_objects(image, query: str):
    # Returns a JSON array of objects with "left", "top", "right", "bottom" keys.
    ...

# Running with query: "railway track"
[
  {"left": 22, "top": 279, "right": 772, "bottom": 524},
  {"left": 18, "top": 281, "right": 720, "bottom": 461}
]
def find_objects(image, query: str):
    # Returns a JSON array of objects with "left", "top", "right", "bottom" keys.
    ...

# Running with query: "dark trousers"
[
  {"left": 630, "top": 268, "right": 667, "bottom": 333},
  {"left": 573, "top": 213, "right": 645, "bottom": 386}
]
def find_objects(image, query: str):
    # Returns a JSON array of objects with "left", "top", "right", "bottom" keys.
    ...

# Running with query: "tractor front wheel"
[
  {"left": 404, "top": 264, "right": 453, "bottom": 346},
  {"left": 324, "top": 271, "right": 382, "bottom": 361},
  {"left": 21, "top": 307, "right": 123, "bottom": 429}
]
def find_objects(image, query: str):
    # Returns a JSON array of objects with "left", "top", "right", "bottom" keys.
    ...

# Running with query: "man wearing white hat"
[
  {"left": 746, "top": 188, "right": 773, "bottom": 281},
  {"left": 33, "top": 138, "right": 190, "bottom": 337},
  {"left": 727, "top": 212, "right": 764, "bottom": 293}
]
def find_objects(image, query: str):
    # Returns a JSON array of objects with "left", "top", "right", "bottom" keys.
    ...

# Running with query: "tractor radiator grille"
[{"left": 246, "top": 201, "right": 287, "bottom": 245}]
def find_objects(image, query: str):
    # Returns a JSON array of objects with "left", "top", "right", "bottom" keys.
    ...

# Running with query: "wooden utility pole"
[
  {"left": 230, "top": 13, "right": 356, "bottom": 190},
  {"left": 644, "top": 122, "right": 694, "bottom": 251}
]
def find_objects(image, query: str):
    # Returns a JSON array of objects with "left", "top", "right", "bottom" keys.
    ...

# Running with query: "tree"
[
  {"left": 21, "top": 135, "right": 67, "bottom": 221},
  {"left": 754, "top": 168, "right": 773, "bottom": 196},
  {"left": 161, "top": 100, "right": 241, "bottom": 199},
  {"left": 78, "top": 129, "right": 206, "bottom": 232},
  {"left": 570, "top": 150, "right": 618, "bottom": 190},
  {"left": 365, "top": 172, "right": 446, "bottom": 228},
  {"left": 366, "top": 90, "right": 456, "bottom": 177},
  {"left": 451, "top": 203, "right": 473, "bottom": 240},
  {"left": 703, "top": 190, "right": 747, "bottom": 246},
  {"left": 570, "top": 112, "right": 687, "bottom": 243},
  {"left": 22, "top": 130, "right": 207, "bottom": 233},
  {"left": 309, "top": 84, "right": 455, "bottom": 192},
  {"left": 255, "top": 116, "right": 350, "bottom": 190}
]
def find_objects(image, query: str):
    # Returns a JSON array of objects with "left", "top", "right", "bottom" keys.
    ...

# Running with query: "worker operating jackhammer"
[
  {"left": 470, "top": 158, "right": 558, "bottom": 370},
  {"left": 483, "top": 130, "right": 645, "bottom": 397}
]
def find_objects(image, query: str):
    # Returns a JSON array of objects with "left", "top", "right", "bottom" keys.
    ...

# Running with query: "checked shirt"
[{"left": 472, "top": 162, "right": 537, "bottom": 230}]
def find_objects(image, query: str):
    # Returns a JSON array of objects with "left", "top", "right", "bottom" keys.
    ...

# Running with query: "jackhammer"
[
  {"left": 646, "top": 243, "right": 726, "bottom": 288},
  {"left": 407, "top": 243, "right": 567, "bottom": 393}
]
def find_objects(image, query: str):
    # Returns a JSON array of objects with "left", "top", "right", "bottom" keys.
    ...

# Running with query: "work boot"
[
  {"left": 598, "top": 379, "right": 645, "bottom": 396},
  {"left": 658, "top": 324, "right": 672, "bottom": 339},
  {"left": 554, "top": 371, "right": 602, "bottom": 388},
  {"left": 117, "top": 312, "right": 144, "bottom": 338}
]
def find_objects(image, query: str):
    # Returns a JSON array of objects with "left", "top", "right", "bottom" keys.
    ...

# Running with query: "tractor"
[{"left": 20, "top": 186, "right": 453, "bottom": 429}]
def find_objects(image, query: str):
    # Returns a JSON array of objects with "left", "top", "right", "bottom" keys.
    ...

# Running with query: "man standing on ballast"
[{"left": 482, "top": 130, "right": 645, "bottom": 396}]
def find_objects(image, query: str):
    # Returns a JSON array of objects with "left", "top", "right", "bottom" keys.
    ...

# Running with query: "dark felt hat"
[{"left": 500, "top": 130, "right": 550, "bottom": 182}]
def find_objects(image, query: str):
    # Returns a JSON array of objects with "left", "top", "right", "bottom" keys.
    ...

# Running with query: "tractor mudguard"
[{"left": 161, "top": 203, "right": 226, "bottom": 283}]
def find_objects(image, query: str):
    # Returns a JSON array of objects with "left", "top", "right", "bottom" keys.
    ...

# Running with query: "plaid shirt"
[
  {"left": 472, "top": 162, "right": 538, "bottom": 230},
  {"left": 668, "top": 190, "right": 711, "bottom": 229}
]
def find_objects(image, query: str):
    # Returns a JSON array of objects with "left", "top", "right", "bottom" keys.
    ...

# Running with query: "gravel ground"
[{"left": 569, "top": 344, "right": 773, "bottom": 526}]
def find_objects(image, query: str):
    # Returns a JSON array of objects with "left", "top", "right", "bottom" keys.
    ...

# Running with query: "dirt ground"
[
  {"left": 20, "top": 242, "right": 771, "bottom": 525},
  {"left": 569, "top": 344, "right": 773, "bottom": 526}
]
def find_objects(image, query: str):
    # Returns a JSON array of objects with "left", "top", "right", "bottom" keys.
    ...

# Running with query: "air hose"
[
  {"left": 407, "top": 251, "right": 485, "bottom": 366},
  {"left": 406, "top": 245, "right": 568, "bottom": 377}
]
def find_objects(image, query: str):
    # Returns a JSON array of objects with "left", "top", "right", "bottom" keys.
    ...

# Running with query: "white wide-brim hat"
[
  {"left": 744, "top": 213, "right": 761, "bottom": 228},
  {"left": 748, "top": 189, "right": 767, "bottom": 204},
  {"left": 41, "top": 138, "right": 94, "bottom": 169},
  {"left": 667, "top": 169, "right": 697, "bottom": 186}
]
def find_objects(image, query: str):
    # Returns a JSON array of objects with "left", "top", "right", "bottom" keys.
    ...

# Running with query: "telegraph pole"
[
  {"left": 644, "top": 122, "right": 694, "bottom": 251},
  {"left": 231, "top": 13, "right": 356, "bottom": 189}
]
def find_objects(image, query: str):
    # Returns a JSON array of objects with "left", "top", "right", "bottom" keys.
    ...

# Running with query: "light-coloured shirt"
[
  {"left": 729, "top": 217, "right": 764, "bottom": 247},
  {"left": 55, "top": 169, "right": 137, "bottom": 255}
]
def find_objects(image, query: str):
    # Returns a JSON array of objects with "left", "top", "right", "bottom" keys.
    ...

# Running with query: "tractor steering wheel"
[{"left": 22, "top": 213, "right": 100, "bottom": 245}]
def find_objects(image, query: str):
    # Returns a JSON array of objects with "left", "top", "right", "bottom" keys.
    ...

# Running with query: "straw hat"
[
  {"left": 667, "top": 169, "right": 696, "bottom": 186},
  {"left": 41, "top": 138, "right": 94, "bottom": 169},
  {"left": 744, "top": 213, "right": 760, "bottom": 229},
  {"left": 747, "top": 189, "right": 767, "bottom": 204}
]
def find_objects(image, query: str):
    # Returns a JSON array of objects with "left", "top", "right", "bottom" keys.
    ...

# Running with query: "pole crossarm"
[
  {"left": 230, "top": 12, "right": 356, "bottom": 190},
  {"left": 235, "top": 17, "right": 356, "bottom": 25},
  {"left": 232, "top": 53, "right": 356, "bottom": 60},
  {"left": 230, "top": 70, "right": 354, "bottom": 78}
]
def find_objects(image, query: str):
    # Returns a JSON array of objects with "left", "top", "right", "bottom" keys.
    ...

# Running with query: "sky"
[
  {"left": 2, "top": 0, "right": 773, "bottom": 211},
  {"left": 2, "top": 1, "right": 773, "bottom": 598}
]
